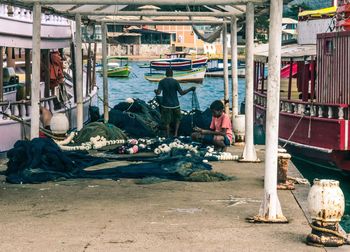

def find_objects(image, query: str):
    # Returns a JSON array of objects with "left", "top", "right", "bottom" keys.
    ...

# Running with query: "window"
[{"left": 325, "top": 39, "right": 334, "bottom": 55}]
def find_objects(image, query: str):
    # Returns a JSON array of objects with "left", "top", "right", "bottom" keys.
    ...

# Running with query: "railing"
[
  {"left": 0, "top": 96, "right": 58, "bottom": 120},
  {"left": 3, "top": 84, "right": 20, "bottom": 93},
  {"left": 255, "top": 92, "right": 349, "bottom": 120},
  {"left": 0, "top": 4, "right": 69, "bottom": 25}
]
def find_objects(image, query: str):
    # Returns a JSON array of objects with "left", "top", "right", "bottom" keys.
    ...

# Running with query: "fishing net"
[
  {"left": 74, "top": 122, "right": 127, "bottom": 144},
  {"left": 5, "top": 138, "right": 106, "bottom": 184},
  {"left": 109, "top": 98, "right": 161, "bottom": 137},
  {"left": 5, "top": 137, "right": 233, "bottom": 184},
  {"left": 191, "top": 90, "right": 200, "bottom": 111},
  {"left": 178, "top": 108, "right": 212, "bottom": 136}
]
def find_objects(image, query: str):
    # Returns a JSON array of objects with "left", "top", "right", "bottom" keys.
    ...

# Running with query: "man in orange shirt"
[{"left": 192, "top": 100, "right": 233, "bottom": 151}]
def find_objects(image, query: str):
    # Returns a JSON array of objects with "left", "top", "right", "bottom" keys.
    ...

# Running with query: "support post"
[
  {"left": 101, "top": 22, "right": 109, "bottom": 123},
  {"left": 42, "top": 49, "right": 50, "bottom": 97},
  {"left": 287, "top": 58, "right": 293, "bottom": 100},
  {"left": 231, "top": 16, "right": 238, "bottom": 117},
  {"left": 25, "top": 49, "right": 31, "bottom": 97},
  {"left": 86, "top": 42, "right": 91, "bottom": 96},
  {"left": 75, "top": 13, "right": 83, "bottom": 130},
  {"left": 241, "top": 2, "right": 258, "bottom": 161},
  {"left": 31, "top": 2, "right": 41, "bottom": 139},
  {"left": 223, "top": 21, "right": 229, "bottom": 114},
  {"left": 0, "top": 47, "right": 3, "bottom": 101},
  {"left": 92, "top": 42, "right": 97, "bottom": 90},
  {"left": 6, "top": 47, "right": 15, "bottom": 68},
  {"left": 255, "top": 0, "right": 287, "bottom": 222},
  {"left": 310, "top": 59, "right": 315, "bottom": 101},
  {"left": 260, "top": 62, "right": 265, "bottom": 93}
]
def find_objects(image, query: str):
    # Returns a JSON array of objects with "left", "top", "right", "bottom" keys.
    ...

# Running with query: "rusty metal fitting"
[{"left": 307, "top": 221, "right": 346, "bottom": 247}]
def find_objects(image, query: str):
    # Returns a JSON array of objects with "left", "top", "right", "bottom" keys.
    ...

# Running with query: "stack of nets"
[
  {"left": 109, "top": 99, "right": 161, "bottom": 138},
  {"left": 74, "top": 122, "right": 127, "bottom": 144}
]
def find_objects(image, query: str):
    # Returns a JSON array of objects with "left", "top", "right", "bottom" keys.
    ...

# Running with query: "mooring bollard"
[
  {"left": 277, "top": 148, "right": 294, "bottom": 190},
  {"left": 307, "top": 179, "right": 347, "bottom": 247}
]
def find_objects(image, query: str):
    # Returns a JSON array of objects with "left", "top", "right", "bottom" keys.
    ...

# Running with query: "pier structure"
[{"left": 12, "top": 0, "right": 287, "bottom": 231}]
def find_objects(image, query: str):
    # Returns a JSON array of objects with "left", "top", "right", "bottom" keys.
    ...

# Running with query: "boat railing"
[
  {"left": 0, "top": 4, "right": 69, "bottom": 26},
  {"left": 254, "top": 92, "right": 349, "bottom": 120},
  {"left": 0, "top": 96, "right": 58, "bottom": 120}
]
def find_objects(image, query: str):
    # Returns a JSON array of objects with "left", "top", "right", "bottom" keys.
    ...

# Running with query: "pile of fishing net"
[
  {"left": 82, "top": 155, "right": 233, "bottom": 183},
  {"left": 178, "top": 108, "right": 212, "bottom": 136},
  {"left": 108, "top": 98, "right": 161, "bottom": 138},
  {"left": 73, "top": 122, "right": 127, "bottom": 144},
  {"left": 5, "top": 138, "right": 106, "bottom": 184},
  {"left": 5, "top": 137, "right": 233, "bottom": 184}
]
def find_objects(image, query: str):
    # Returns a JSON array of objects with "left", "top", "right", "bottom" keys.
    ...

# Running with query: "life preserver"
[{"left": 49, "top": 51, "right": 64, "bottom": 88}]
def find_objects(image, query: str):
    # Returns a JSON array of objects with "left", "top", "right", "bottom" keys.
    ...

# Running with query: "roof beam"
[
  {"left": 98, "top": 20, "right": 230, "bottom": 25},
  {"left": 67, "top": 11, "right": 241, "bottom": 16},
  {"left": 17, "top": 0, "right": 266, "bottom": 5}
]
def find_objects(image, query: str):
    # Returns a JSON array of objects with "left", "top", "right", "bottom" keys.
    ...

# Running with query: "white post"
[
  {"left": 101, "top": 22, "right": 109, "bottom": 123},
  {"left": 30, "top": 2, "right": 41, "bottom": 139},
  {"left": 223, "top": 21, "right": 229, "bottom": 114},
  {"left": 241, "top": 2, "right": 258, "bottom": 161},
  {"left": 257, "top": 0, "right": 286, "bottom": 222},
  {"left": 75, "top": 13, "right": 83, "bottom": 130},
  {"left": 231, "top": 15, "right": 238, "bottom": 117}
]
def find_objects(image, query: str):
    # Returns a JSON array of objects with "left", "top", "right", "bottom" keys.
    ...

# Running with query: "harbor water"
[
  {"left": 95, "top": 61, "right": 246, "bottom": 112},
  {"left": 96, "top": 60, "right": 350, "bottom": 232}
]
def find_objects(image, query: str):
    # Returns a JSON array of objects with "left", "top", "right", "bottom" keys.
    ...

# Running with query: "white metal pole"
[
  {"left": 231, "top": 16, "right": 238, "bottom": 117},
  {"left": 30, "top": 2, "right": 41, "bottom": 139},
  {"left": 223, "top": 21, "right": 229, "bottom": 115},
  {"left": 101, "top": 22, "right": 109, "bottom": 123},
  {"left": 241, "top": 2, "right": 257, "bottom": 161},
  {"left": 258, "top": 0, "right": 286, "bottom": 221},
  {"left": 75, "top": 13, "right": 83, "bottom": 131}
]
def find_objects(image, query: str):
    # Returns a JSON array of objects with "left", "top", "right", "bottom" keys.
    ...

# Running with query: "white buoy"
[
  {"left": 232, "top": 114, "right": 245, "bottom": 142},
  {"left": 50, "top": 113, "right": 69, "bottom": 135}
]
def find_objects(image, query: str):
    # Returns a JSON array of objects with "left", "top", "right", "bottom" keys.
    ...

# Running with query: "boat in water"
[
  {"left": 0, "top": 3, "right": 97, "bottom": 153},
  {"left": 144, "top": 67, "right": 206, "bottom": 83},
  {"left": 253, "top": 4, "right": 350, "bottom": 173},
  {"left": 205, "top": 58, "right": 246, "bottom": 78},
  {"left": 97, "top": 56, "right": 131, "bottom": 77},
  {"left": 150, "top": 52, "right": 208, "bottom": 71}
]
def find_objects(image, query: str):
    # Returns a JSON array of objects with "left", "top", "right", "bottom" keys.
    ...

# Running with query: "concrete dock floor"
[{"left": 0, "top": 145, "right": 345, "bottom": 251}]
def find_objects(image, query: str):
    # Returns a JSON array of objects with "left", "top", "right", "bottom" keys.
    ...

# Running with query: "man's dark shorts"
[
  {"left": 161, "top": 107, "right": 182, "bottom": 125},
  {"left": 203, "top": 135, "right": 231, "bottom": 146}
]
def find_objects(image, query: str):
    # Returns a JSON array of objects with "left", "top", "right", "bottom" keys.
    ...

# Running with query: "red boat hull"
[{"left": 254, "top": 103, "right": 350, "bottom": 173}]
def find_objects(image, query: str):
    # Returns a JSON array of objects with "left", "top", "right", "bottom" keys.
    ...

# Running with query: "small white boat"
[{"left": 144, "top": 67, "right": 206, "bottom": 83}]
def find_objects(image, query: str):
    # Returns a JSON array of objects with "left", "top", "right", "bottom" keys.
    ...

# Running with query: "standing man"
[{"left": 154, "top": 68, "right": 196, "bottom": 137}]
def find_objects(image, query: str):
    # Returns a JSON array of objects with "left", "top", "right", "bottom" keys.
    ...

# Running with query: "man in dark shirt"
[{"left": 154, "top": 68, "right": 195, "bottom": 137}]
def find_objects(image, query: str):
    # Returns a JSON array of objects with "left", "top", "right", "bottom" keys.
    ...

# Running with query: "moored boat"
[
  {"left": 0, "top": 3, "right": 97, "bottom": 153},
  {"left": 253, "top": 4, "right": 350, "bottom": 173},
  {"left": 98, "top": 56, "right": 131, "bottom": 77},
  {"left": 150, "top": 52, "right": 208, "bottom": 71},
  {"left": 144, "top": 67, "right": 206, "bottom": 83}
]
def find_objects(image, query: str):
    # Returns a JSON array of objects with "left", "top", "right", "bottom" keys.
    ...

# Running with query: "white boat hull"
[{"left": 0, "top": 87, "right": 97, "bottom": 153}]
